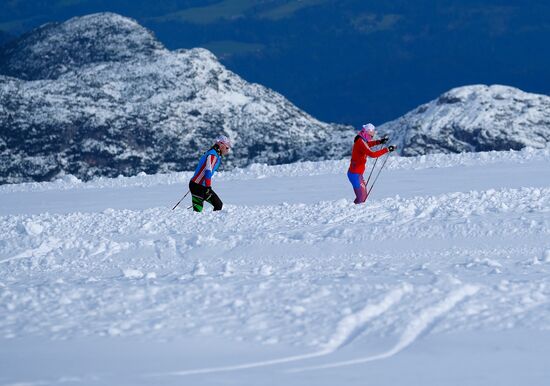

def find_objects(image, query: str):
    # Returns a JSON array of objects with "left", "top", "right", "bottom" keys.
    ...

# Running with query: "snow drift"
[{"left": 1, "top": 148, "right": 549, "bottom": 385}]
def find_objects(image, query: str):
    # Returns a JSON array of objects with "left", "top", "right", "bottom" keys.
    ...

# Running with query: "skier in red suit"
[{"left": 348, "top": 123, "right": 396, "bottom": 204}]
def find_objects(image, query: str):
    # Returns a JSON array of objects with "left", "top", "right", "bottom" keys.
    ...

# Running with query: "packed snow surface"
[{"left": 1, "top": 148, "right": 549, "bottom": 385}]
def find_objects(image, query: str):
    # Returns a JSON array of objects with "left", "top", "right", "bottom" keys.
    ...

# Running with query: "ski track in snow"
[
  {"left": 149, "top": 285, "right": 413, "bottom": 376},
  {"left": 321, "top": 284, "right": 413, "bottom": 352},
  {"left": 290, "top": 285, "right": 480, "bottom": 372},
  {"left": 1, "top": 150, "right": 549, "bottom": 379}
]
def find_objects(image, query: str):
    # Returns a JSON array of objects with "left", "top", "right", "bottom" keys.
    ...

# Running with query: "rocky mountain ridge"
[
  {"left": 0, "top": 13, "right": 353, "bottom": 184},
  {"left": 379, "top": 85, "right": 550, "bottom": 156},
  {"left": 1, "top": 13, "right": 548, "bottom": 185}
]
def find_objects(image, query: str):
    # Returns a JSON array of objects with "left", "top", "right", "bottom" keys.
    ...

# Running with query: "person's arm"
[
  {"left": 203, "top": 154, "right": 218, "bottom": 187},
  {"left": 361, "top": 140, "right": 389, "bottom": 158},
  {"left": 367, "top": 139, "right": 383, "bottom": 147},
  {"left": 367, "top": 135, "right": 389, "bottom": 147}
]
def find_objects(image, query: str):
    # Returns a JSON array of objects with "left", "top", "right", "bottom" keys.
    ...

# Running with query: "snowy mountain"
[
  {"left": 1, "top": 1, "right": 550, "bottom": 127},
  {"left": 0, "top": 13, "right": 165, "bottom": 80},
  {"left": 0, "top": 13, "right": 353, "bottom": 185},
  {"left": 379, "top": 85, "right": 550, "bottom": 156},
  {"left": 1, "top": 148, "right": 549, "bottom": 385}
]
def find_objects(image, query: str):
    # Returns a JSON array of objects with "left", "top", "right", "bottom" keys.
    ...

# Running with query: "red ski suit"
[{"left": 348, "top": 136, "right": 389, "bottom": 174}]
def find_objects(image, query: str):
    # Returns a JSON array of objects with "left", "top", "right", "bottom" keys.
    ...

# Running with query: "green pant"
[{"left": 189, "top": 181, "right": 223, "bottom": 212}]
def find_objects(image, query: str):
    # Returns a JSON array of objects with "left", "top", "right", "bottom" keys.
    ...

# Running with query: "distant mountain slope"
[
  {"left": 0, "top": 13, "right": 353, "bottom": 185},
  {"left": 379, "top": 85, "right": 550, "bottom": 156},
  {"left": 0, "top": 13, "right": 166, "bottom": 80},
  {"left": 1, "top": 1, "right": 549, "bottom": 127}
]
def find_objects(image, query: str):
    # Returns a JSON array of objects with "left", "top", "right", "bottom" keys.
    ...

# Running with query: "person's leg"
[
  {"left": 189, "top": 182, "right": 206, "bottom": 212},
  {"left": 347, "top": 172, "right": 367, "bottom": 204},
  {"left": 355, "top": 174, "right": 367, "bottom": 203},
  {"left": 205, "top": 189, "right": 223, "bottom": 211}
]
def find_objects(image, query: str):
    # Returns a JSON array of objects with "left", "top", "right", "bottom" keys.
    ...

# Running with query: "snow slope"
[
  {"left": 379, "top": 85, "right": 550, "bottom": 155},
  {"left": 1, "top": 148, "right": 549, "bottom": 386},
  {"left": 0, "top": 13, "right": 353, "bottom": 185}
]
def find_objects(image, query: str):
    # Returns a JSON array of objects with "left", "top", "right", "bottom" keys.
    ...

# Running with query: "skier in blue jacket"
[{"left": 189, "top": 135, "right": 232, "bottom": 212}]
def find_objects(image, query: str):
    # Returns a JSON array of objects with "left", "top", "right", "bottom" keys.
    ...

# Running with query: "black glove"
[
  {"left": 380, "top": 135, "right": 389, "bottom": 144},
  {"left": 388, "top": 145, "right": 396, "bottom": 152}
]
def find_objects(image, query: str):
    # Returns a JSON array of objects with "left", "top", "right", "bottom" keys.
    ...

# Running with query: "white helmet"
[
  {"left": 215, "top": 135, "right": 232, "bottom": 149},
  {"left": 359, "top": 123, "right": 376, "bottom": 140}
]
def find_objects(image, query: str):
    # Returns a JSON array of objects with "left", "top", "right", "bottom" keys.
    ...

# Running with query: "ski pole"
[
  {"left": 363, "top": 136, "right": 385, "bottom": 189},
  {"left": 365, "top": 152, "right": 391, "bottom": 200},
  {"left": 172, "top": 190, "right": 190, "bottom": 210},
  {"left": 364, "top": 155, "right": 379, "bottom": 191}
]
